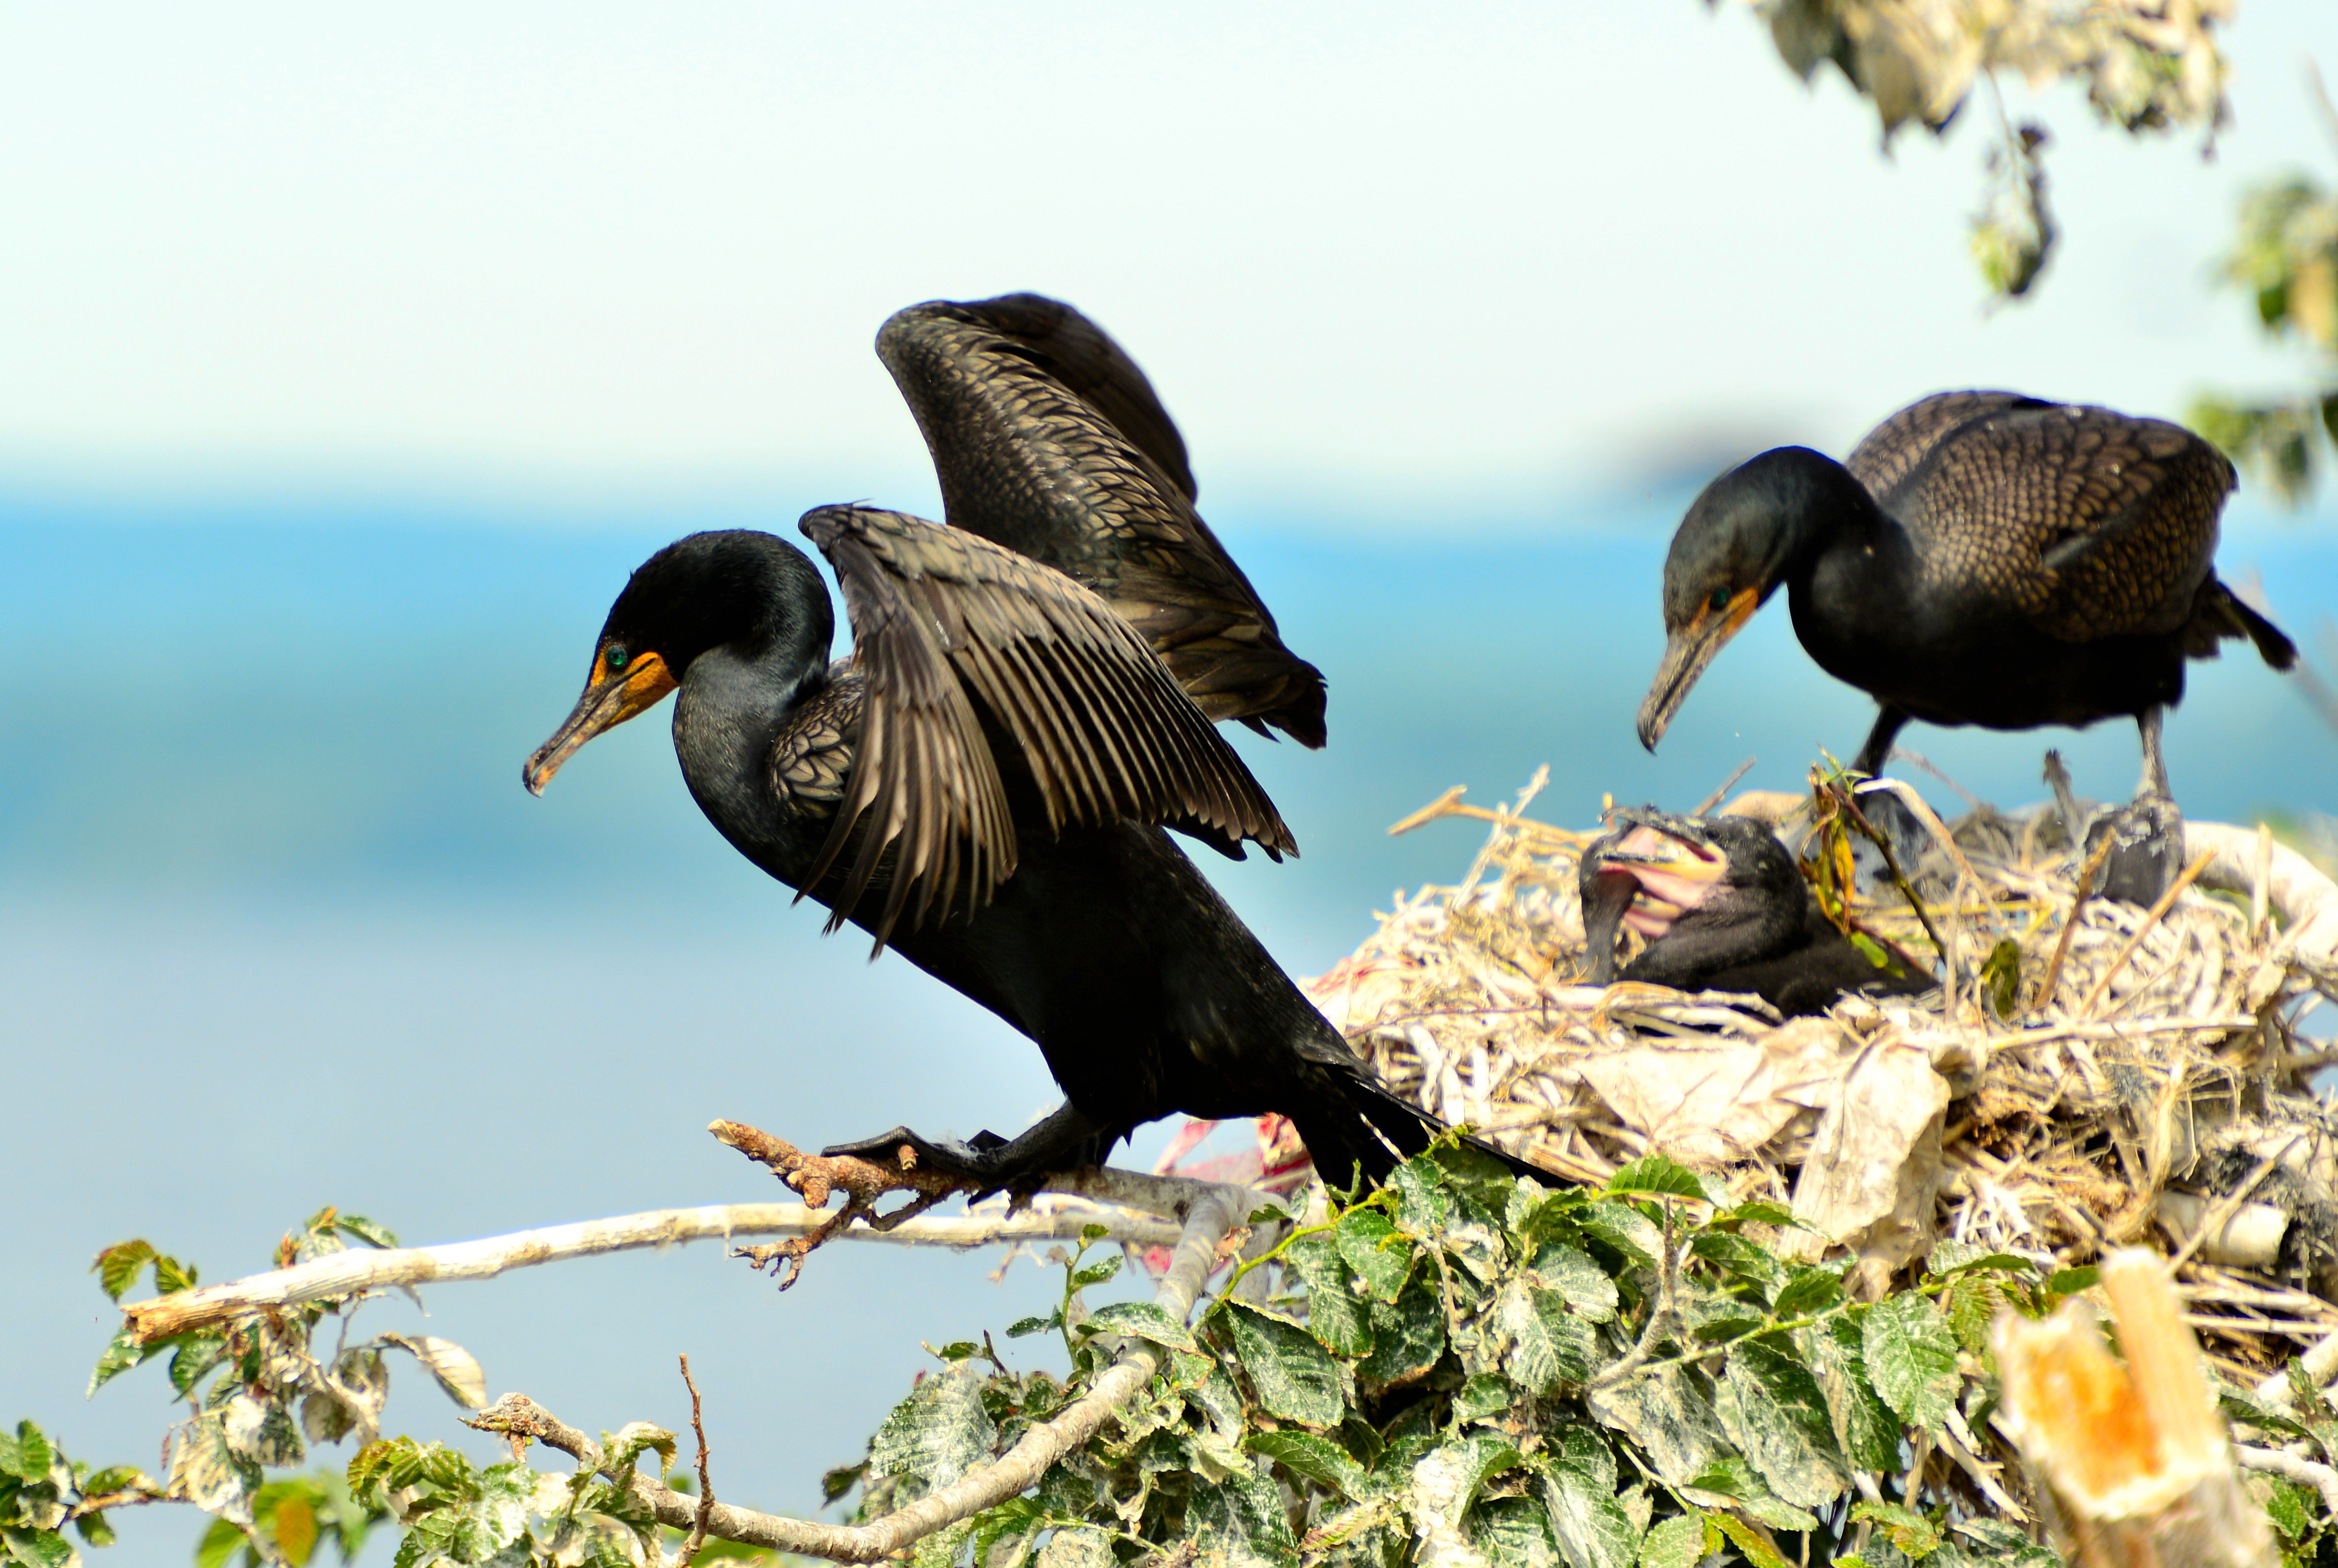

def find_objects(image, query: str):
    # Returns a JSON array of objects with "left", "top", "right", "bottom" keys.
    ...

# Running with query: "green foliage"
[
  {"left": 2193, "top": 170, "right": 2338, "bottom": 504},
  {"left": 817, "top": 1143, "right": 2146, "bottom": 1567}
]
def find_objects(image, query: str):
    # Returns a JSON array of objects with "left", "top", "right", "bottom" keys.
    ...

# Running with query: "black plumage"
[
  {"left": 515, "top": 294, "right": 1551, "bottom": 1187},
  {"left": 878, "top": 294, "right": 1328, "bottom": 747},
  {"left": 1635, "top": 393, "right": 2295, "bottom": 901},
  {"left": 1579, "top": 811, "right": 1932, "bottom": 1017}
]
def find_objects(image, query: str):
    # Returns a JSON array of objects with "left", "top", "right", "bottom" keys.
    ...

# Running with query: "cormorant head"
[
  {"left": 1578, "top": 809, "right": 1799, "bottom": 984},
  {"left": 523, "top": 530, "right": 833, "bottom": 795},
  {"left": 1637, "top": 446, "right": 1850, "bottom": 750}
]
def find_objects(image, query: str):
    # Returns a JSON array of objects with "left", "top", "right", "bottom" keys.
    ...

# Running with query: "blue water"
[{"left": 4, "top": 484, "right": 2334, "bottom": 1564}]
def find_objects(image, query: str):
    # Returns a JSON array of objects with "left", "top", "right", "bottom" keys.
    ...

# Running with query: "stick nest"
[{"left": 1302, "top": 770, "right": 2338, "bottom": 1383}]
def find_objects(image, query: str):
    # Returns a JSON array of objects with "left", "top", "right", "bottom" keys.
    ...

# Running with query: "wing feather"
[
  {"left": 876, "top": 294, "right": 1329, "bottom": 745},
  {"left": 800, "top": 504, "right": 1295, "bottom": 948}
]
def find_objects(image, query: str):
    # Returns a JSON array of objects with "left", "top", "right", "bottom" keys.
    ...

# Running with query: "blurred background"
[{"left": 4, "top": 3, "right": 2336, "bottom": 1561}]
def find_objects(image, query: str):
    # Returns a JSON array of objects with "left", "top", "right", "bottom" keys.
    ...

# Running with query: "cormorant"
[
  {"left": 1634, "top": 393, "right": 2295, "bottom": 902},
  {"left": 521, "top": 296, "right": 1490, "bottom": 1188},
  {"left": 1579, "top": 809, "right": 1932, "bottom": 1017}
]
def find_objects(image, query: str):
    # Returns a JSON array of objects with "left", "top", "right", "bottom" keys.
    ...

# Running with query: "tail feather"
[
  {"left": 1290, "top": 1064, "right": 1555, "bottom": 1189},
  {"left": 2196, "top": 578, "right": 2297, "bottom": 670}
]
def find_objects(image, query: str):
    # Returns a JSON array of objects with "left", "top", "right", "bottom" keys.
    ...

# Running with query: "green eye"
[
  {"left": 1708, "top": 588, "right": 1731, "bottom": 614},
  {"left": 604, "top": 644, "right": 630, "bottom": 674}
]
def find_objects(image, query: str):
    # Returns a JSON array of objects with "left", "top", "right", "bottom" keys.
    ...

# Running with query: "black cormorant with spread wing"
[
  {"left": 520, "top": 297, "right": 1482, "bottom": 1187},
  {"left": 1579, "top": 810, "right": 1931, "bottom": 1017},
  {"left": 1634, "top": 393, "right": 2294, "bottom": 902}
]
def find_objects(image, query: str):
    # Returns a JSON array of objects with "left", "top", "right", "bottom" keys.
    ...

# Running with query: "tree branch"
[
  {"left": 120, "top": 1198, "right": 1186, "bottom": 1343},
  {"left": 2236, "top": 1444, "right": 2338, "bottom": 1517},
  {"left": 467, "top": 1185, "right": 1248, "bottom": 1564}
]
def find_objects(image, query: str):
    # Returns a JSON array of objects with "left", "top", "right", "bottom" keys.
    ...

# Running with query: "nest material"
[{"left": 1305, "top": 770, "right": 2338, "bottom": 1382}]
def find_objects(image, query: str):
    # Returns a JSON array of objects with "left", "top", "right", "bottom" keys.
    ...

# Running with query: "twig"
[
  {"left": 675, "top": 1355, "right": 713, "bottom": 1567},
  {"left": 2077, "top": 849, "right": 2218, "bottom": 1015},
  {"left": 467, "top": 1188, "right": 1246, "bottom": 1564},
  {"left": 1830, "top": 779, "right": 1957, "bottom": 986},
  {"left": 1385, "top": 785, "right": 1590, "bottom": 844},
  {"left": 1586, "top": 1209, "right": 1683, "bottom": 1392},
  {"left": 2237, "top": 1444, "right": 2338, "bottom": 1516},
  {"left": 119, "top": 1199, "right": 1187, "bottom": 1342},
  {"left": 2033, "top": 831, "right": 2118, "bottom": 1010},
  {"left": 1692, "top": 756, "right": 1758, "bottom": 817}
]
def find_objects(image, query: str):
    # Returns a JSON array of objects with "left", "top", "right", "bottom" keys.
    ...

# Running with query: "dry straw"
[{"left": 1307, "top": 767, "right": 2338, "bottom": 1383}]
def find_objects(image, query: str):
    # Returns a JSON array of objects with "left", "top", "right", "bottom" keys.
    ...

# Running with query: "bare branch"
[
  {"left": 2237, "top": 1444, "right": 2338, "bottom": 1517},
  {"left": 676, "top": 1355, "right": 713, "bottom": 1568},
  {"left": 468, "top": 1185, "right": 1247, "bottom": 1564},
  {"left": 120, "top": 1199, "right": 1185, "bottom": 1343}
]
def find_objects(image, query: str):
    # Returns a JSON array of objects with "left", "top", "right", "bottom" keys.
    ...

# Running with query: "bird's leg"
[
  {"left": 1846, "top": 706, "right": 1925, "bottom": 895},
  {"left": 2085, "top": 706, "right": 2184, "bottom": 903},
  {"left": 821, "top": 1100, "right": 1120, "bottom": 1194}
]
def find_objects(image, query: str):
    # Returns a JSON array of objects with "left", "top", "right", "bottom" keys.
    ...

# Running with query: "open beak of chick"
[
  {"left": 1579, "top": 815, "right": 1732, "bottom": 983},
  {"left": 522, "top": 646, "right": 676, "bottom": 796},
  {"left": 1637, "top": 586, "right": 1760, "bottom": 751}
]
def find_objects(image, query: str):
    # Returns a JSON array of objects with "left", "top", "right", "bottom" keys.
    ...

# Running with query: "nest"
[{"left": 1297, "top": 769, "right": 2338, "bottom": 1384}]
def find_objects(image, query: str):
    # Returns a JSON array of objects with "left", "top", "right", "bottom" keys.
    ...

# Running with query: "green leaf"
[
  {"left": 2044, "top": 1266, "right": 2099, "bottom": 1300},
  {"left": 1222, "top": 1302, "right": 1345, "bottom": 1427},
  {"left": 329, "top": 1214, "right": 399, "bottom": 1250},
  {"left": 1390, "top": 1155, "right": 1453, "bottom": 1236},
  {"left": 1772, "top": 1265, "right": 1844, "bottom": 1319},
  {"left": 599, "top": 1421, "right": 676, "bottom": 1478},
  {"left": 1187, "top": 1457, "right": 1294, "bottom": 1561},
  {"left": 1708, "top": 1513, "right": 1788, "bottom": 1568},
  {"left": 1004, "top": 1314, "right": 1060, "bottom": 1339},
  {"left": 150, "top": 1255, "right": 198, "bottom": 1295},
  {"left": 1528, "top": 1241, "right": 1619, "bottom": 1323},
  {"left": 1813, "top": 1316, "right": 1901, "bottom": 1474},
  {"left": 1721, "top": 1337, "right": 1848, "bottom": 1509},
  {"left": 1470, "top": 1495, "right": 1561, "bottom": 1568},
  {"left": 85, "top": 1328, "right": 152, "bottom": 1396},
  {"left": 1078, "top": 1301, "right": 1196, "bottom": 1353},
  {"left": 1951, "top": 1516, "right": 2058, "bottom": 1566},
  {"left": 1334, "top": 1208, "right": 1413, "bottom": 1303},
  {"left": 0, "top": 1425, "right": 52, "bottom": 1486},
  {"left": 819, "top": 1461, "right": 864, "bottom": 1505},
  {"left": 1069, "top": 1254, "right": 1121, "bottom": 1291},
  {"left": 1723, "top": 1201, "right": 1799, "bottom": 1229},
  {"left": 1604, "top": 1155, "right": 1713, "bottom": 1205},
  {"left": 193, "top": 1517, "right": 248, "bottom": 1568},
  {"left": 1284, "top": 1231, "right": 1373, "bottom": 1356},
  {"left": 1244, "top": 1430, "right": 1369, "bottom": 1498},
  {"left": 91, "top": 1241, "right": 156, "bottom": 1303},
  {"left": 1852, "top": 1499, "right": 1942, "bottom": 1559},
  {"left": 0, "top": 1529, "right": 75, "bottom": 1568},
  {"left": 1636, "top": 1514, "right": 1706, "bottom": 1568},
  {"left": 1358, "top": 1276, "right": 1446, "bottom": 1391},
  {"left": 1454, "top": 1373, "right": 1516, "bottom": 1424},
  {"left": 1542, "top": 1458, "right": 1641, "bottom": 1568},
  {"left": 1577, "top": 1203, "right": 1661, "bottom": 1272},
  {"left": 1861, "top": 1293, "right": 1960, "bottom": 1434},
  {"left": 868, "top": 1370, "right": 998, "bottom": 1498},
  {"left": 1498, "top": 1283, "right": 1596, "bottom": 1395},
  {"left": 170, "top": 1335, "right": 231, "bottom": 1399}
]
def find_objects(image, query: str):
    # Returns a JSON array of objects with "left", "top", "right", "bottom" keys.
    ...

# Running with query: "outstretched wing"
[
  {"left": 876, "top": 294, "right": 1328, "bottom": 747},
  {"left": 1857, "top": 395, "right": 2234, "bottom": 641},
  {"left": 799, "top": 504, "right": 1296, "bottom": 946}
]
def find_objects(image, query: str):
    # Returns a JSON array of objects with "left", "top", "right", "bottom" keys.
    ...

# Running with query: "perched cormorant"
[
  {"left": 1634, "top": 393, "right": 2295, "bottom": 901},
  {"left": 521, "top": 296, "right": 1487, "bottom": 1187},
  {"left": 1579, "top": 810, "right": 1932, "bottom": 1017}
]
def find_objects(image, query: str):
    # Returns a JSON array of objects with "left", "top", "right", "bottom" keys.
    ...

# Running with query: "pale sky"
[{"left": 1, "top": 1, "right": 2332, "bottom": 514}]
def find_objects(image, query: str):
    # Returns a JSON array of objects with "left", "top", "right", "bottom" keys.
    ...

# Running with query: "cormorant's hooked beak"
[
  {"left": 522, "top": 651, "right": 677, "bottom": 796},
  {"left": 1636, "top": 587, "right": 1761, "bottom": 751},
  {"left": 1579, "top": 814, "right": 1731, "bottom": 981}
]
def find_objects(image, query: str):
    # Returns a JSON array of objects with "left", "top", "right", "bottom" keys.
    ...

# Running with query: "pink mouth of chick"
[{"left": 1607, "top": 825, "right": 1723, "bottom": 939}]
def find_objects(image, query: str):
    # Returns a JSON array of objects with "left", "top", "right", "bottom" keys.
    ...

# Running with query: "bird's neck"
[
  {"left": 671, "top": 634, "right": 832, "bottom": 861},
  {"left": 1775, "top": 459, "right": 1921, "bottom": 649}
]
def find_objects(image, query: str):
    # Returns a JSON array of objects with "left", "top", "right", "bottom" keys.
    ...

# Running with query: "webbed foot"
[{"left": 2086, "top": 794, "right": 2184, "bottom": 905}]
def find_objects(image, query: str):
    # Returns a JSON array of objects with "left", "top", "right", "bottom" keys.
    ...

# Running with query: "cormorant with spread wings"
[{"left": 523, "top": 296, "right": 1486, "bottom": 1189}]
